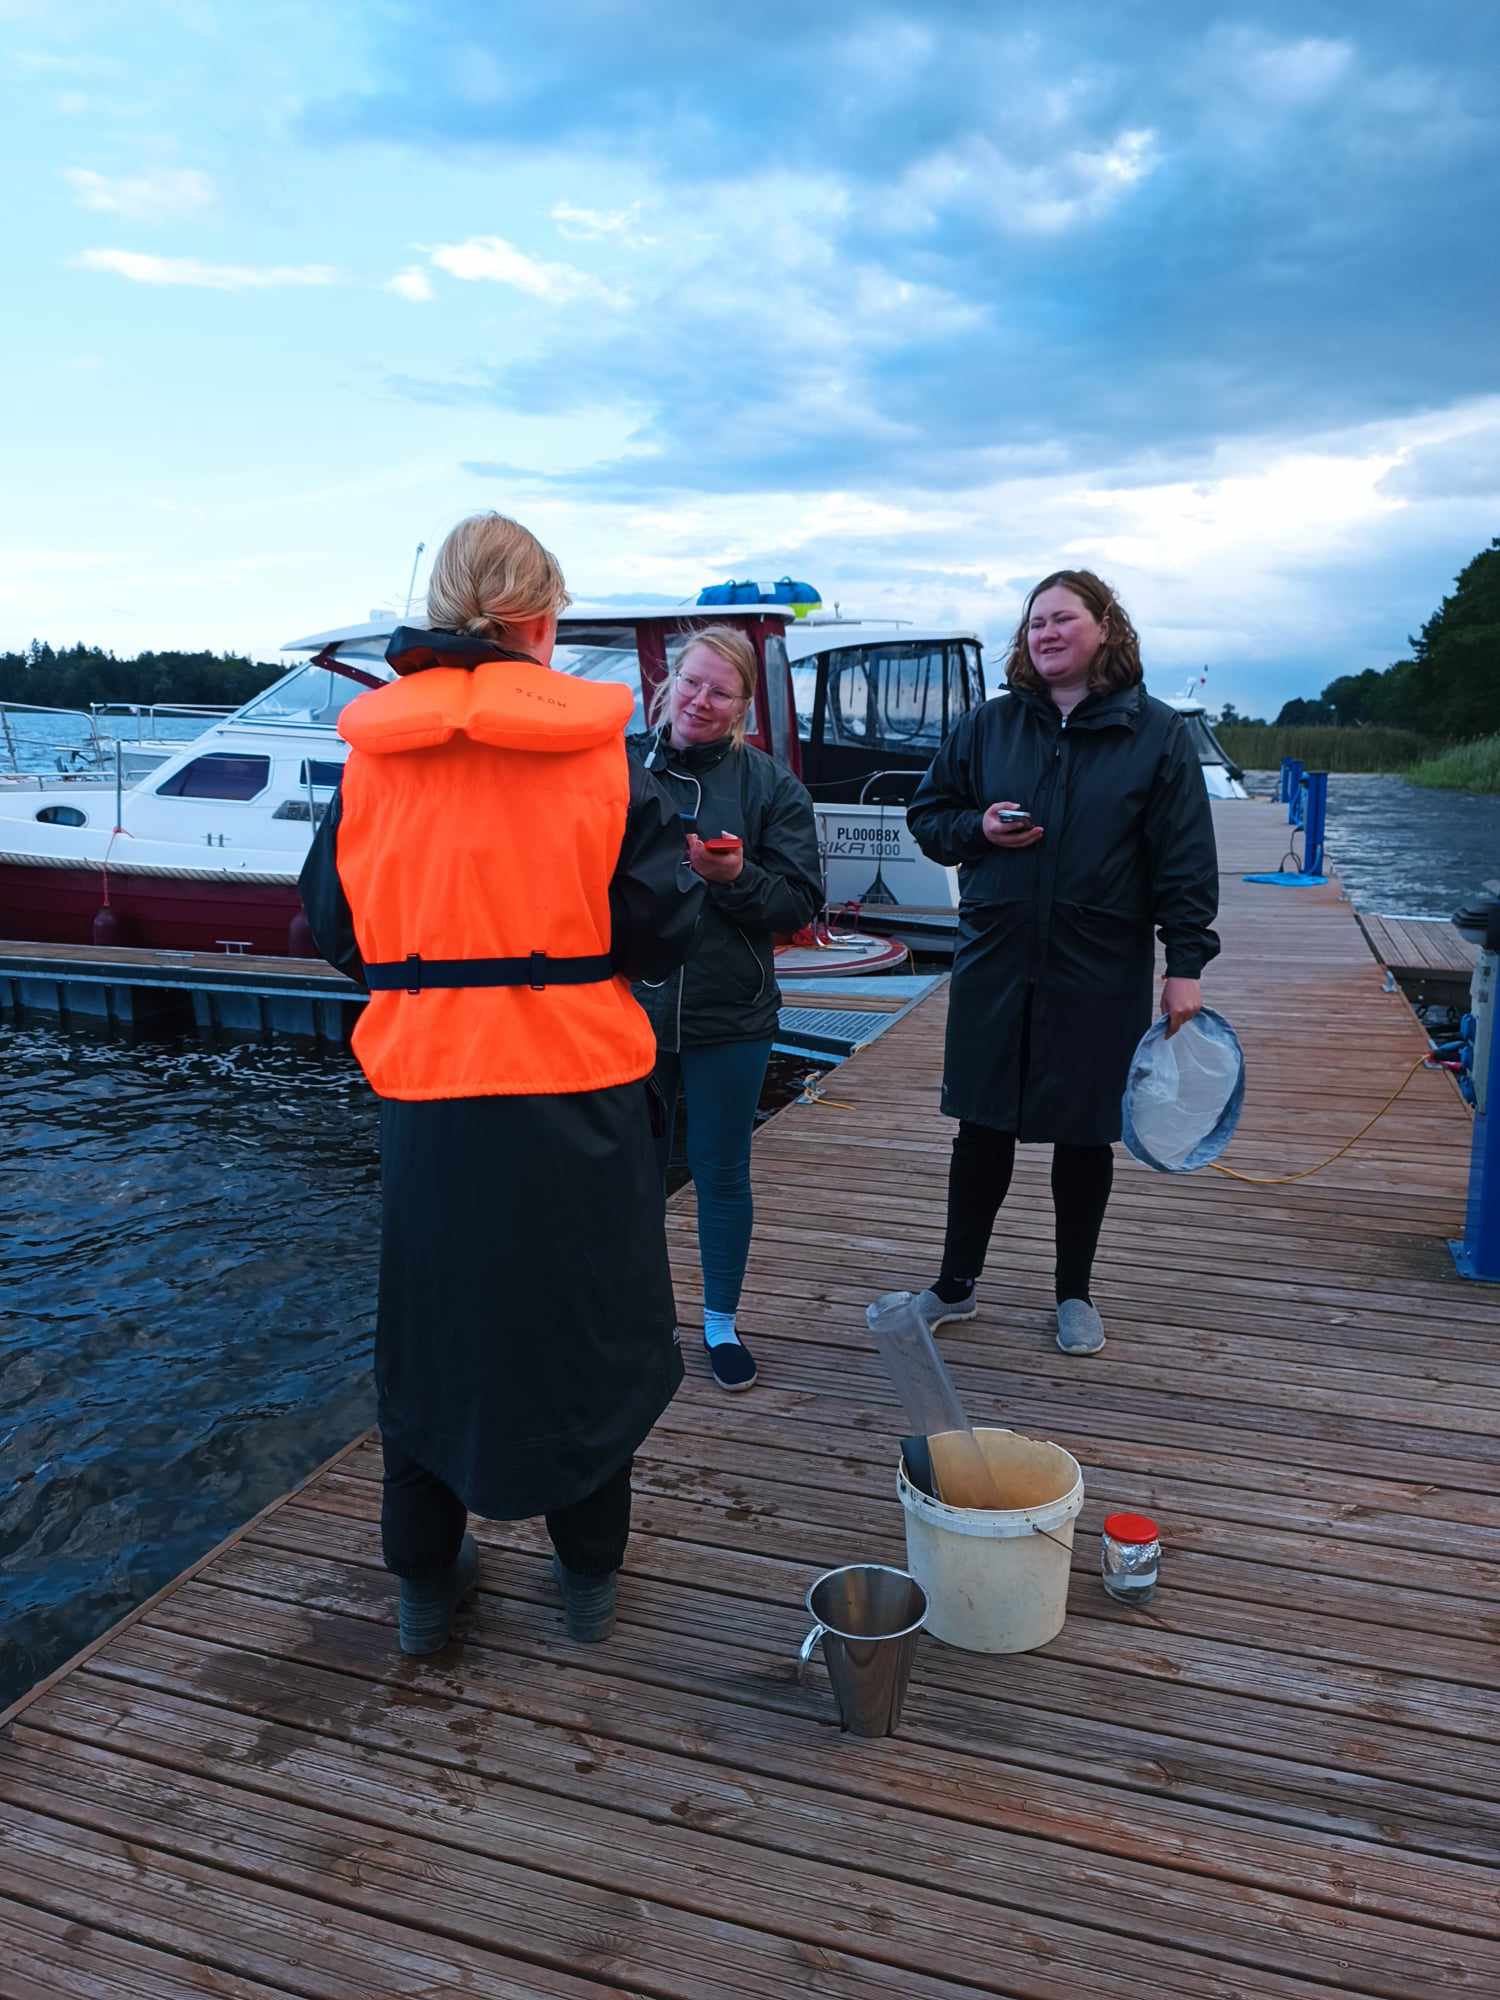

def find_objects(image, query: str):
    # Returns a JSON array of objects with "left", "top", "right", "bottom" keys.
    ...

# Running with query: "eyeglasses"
[{"left": 675, "top": 670, "right": 745, "bottom": 708}]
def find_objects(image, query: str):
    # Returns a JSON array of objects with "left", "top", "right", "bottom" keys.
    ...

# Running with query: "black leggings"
[
  {"left": 939, "top": 1122, "right": 1114, "bottom": 1302},
  {"left": 381, "top": 1435, "right": 634, "bottom": 1580}
]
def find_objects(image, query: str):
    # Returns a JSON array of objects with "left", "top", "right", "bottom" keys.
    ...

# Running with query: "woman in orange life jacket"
[
  {"left": 629, "top": 627, "right": 823, "bottom": 1392},
  {"left": 298, "top": 512, "right": 704, "bottom": 1656}
]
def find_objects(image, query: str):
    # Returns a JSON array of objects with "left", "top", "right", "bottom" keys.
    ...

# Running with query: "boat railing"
[
  {"left": 857, "top": 768, "right": 922, "bottom": 804},
  {"left": 89, "top": 702, "right": 234, "bottom": 742},
  {"left": 0, "top": 700, "right": 110, "bottom": 783}
]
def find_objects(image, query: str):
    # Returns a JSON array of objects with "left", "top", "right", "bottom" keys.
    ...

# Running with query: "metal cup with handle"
[{"left": 797, "top": 1564, "right": 928, "bottom": 1736}]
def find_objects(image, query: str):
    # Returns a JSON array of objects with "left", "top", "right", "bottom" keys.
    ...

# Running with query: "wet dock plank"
[
  {"left": 4, "top": 798, "right": 1499, "bottom": 1999},
  {"left": 1357, "top": 909, "right": 1476, "bottom": 980}
]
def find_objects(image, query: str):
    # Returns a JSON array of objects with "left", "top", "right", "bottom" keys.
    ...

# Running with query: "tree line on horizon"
[
  {"left": 0, "top": 641, "right": 283, "bottom": 716},
  {"left": 1215, "top": 537, "right": 1499, "bottom": 740},
  {"left": 4, "top": 536, "right": 1495, "bottom": 744}
]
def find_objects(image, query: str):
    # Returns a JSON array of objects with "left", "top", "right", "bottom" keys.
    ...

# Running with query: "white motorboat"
[{"left": 0, "top": 603, "right": 835, "bottom": 957}]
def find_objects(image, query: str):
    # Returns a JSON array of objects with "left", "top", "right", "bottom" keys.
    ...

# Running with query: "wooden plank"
[{"left": 0, "top": 1891, "right": 297, "bottom": 2000}]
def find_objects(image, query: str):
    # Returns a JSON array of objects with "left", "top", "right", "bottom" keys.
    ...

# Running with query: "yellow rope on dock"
[{"left": 1208, "top": 1049, "right": 1438, "bottom": 1185}]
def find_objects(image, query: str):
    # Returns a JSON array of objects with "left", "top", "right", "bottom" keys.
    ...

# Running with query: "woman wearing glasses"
[{"left": 631, "top": 627, "right": 823, "bottom": 1391}]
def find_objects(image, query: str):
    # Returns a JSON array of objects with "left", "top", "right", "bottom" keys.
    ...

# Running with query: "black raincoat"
[
  {"left": 625, "top": 728, "right": 824, "bottom": 1050},
  {"left": 908, "top": 683, "right": 1220, "bottom": 1145},
  {"left": 299, "top": 648, "right": 704, "bottom": 1521}
]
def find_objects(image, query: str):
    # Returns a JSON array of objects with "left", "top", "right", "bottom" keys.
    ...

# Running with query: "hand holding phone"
[
  {"left": 982, "top": 801, "right": 1043, "bottom": 848},
  {"left": 687, "top": 831, "right": 746, "bottom": 882}
]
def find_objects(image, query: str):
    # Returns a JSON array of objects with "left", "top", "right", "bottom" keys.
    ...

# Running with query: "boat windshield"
[
  {"left": 553, "top": 635, "right": 647, "bottom": 731},
  {"left": 1181, "top": 711, "right": 1231, "bottom": 768},
  {"left": 236, "top": 663, "right": 369, "bottom": 731}
]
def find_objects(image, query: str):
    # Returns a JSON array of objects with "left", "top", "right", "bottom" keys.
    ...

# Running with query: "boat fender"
[{"left": 91, "top": 904, "right": 134, "bottom": 947}]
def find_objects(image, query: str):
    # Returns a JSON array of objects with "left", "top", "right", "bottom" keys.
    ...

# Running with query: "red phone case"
[{"left": 702, "top": 834, "right": 743, "bottom": 853}]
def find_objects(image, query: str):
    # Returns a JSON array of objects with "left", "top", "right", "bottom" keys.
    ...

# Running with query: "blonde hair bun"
[{"left": 427, "top": 511, "right": 572, "bottom": 645}]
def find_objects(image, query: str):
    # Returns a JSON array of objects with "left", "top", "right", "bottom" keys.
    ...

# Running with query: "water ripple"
[{"left": 0, "top": 1027, "right": 380, "bottom": 1707}]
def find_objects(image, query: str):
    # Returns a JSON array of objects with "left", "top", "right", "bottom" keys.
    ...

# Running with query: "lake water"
[
  {"left": 1247, "top": 771, "right": 1500, "bottom": 917},
  {"left": 0, "top": 1030, "right": 380, "bottom": 1708},
  {"left": 2, "top": 770, "right": 1497, "bottom": 1710}
]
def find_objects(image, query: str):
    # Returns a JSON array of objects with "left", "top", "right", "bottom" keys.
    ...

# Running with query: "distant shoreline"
[{"left": 1222, "top": 725, "right": 1500, "bottom": 793}]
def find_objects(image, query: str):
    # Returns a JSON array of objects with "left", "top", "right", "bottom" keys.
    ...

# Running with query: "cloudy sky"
[{"left": 3, "top": 1, "right": 1497, "bottom": 718}]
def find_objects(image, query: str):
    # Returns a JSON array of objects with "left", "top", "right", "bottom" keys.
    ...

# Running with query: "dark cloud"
[
  {"left": 323, "top": 4, "right": 1500, "bottom": 499},
  {"left": 1379, "top": 428, "right": 1500, "bottom": 501}
]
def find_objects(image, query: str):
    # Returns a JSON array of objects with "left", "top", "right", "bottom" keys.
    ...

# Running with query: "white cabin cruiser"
[
  {"left": 0, "top": 602, "right": 842, "bottom": 958},
  {"left": 0, "top": 590, "right": 1243, "bottom": 959}
]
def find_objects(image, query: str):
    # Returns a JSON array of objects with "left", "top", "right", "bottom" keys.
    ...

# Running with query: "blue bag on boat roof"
[{"left": 1121, "top": 1007, "right": 1245, "bottom": 1173}]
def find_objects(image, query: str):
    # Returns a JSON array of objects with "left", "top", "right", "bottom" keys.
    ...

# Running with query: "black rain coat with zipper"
[
  {"left": 626, "top": 727, "right": 824, "bottom": 1050},
  {"left": 908, "top": 683, "right": 1220, "bottom": 1146}
]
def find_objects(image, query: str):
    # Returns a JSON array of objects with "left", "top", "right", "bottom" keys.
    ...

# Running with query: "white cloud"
[
  {"left": 73, "top": 250, "right": 339, "bottom": 290},
  {"left": 385, "top": 266, "right": 434, "bottom": 303},
  {"left": 1238, "top": 34, "right": 1354, "bottom": 106},
  {"left": 551, "top": 200, "right": 655, "bottom": 246},
  {"left": 65, "top": 166, "right": 216, "bottom": 222},
  {"left": 427, "top": 235, "right": 627, "bottom": 307},
  {"left": 880, "top": 125, "right": 1159, "bottom": 235}
]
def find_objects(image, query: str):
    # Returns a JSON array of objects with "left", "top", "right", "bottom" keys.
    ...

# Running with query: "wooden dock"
[
  {"left": 1355, "top": 910, "right": 1477, "bottom": 984},
  {"left": 4, "top": 797, "right": 1498, "bottom": 1999}
]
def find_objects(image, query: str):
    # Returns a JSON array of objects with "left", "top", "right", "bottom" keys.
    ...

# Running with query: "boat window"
[
  {"left": 945, "top": 645, "right": 971, "bottom": 731},
  {"left": 36, "top": 804, "right": 87, "bottom": 827},
  {"left": 760, "top": 633, "right": 795, "bottom": 766},
  {"left": 874, "top": 644, "right": 945, "bottom": 750},
  {"left": 663, "top": 631, "right": 758, "bottom": 736},
  {"left": 299, "top": 759, "right": 345, "bottom": 788},
  {"left": 155, "top": 753, "right": 271, "bottom": 801},
  {"left": 965, "top": 642, "right": 985, "bottom": 703},
  {"left": 273, "top": 797, "right": 330, "bottom": 822},
  {"left": 825, "top": 655, "right": 873, "bottom": 743},
  {"left": 554, "top": 625, "right": 649, "bottom": 732},
  {"left": 237, "top": 663, "right": 367, "bottom": 730},
  {"left": 789, "top": 662, "right": 818, "bottom": 738}
]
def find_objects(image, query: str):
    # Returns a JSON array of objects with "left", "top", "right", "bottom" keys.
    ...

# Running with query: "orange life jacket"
[{"left": 335, "top": 658, "right": 657, "bottom": 1101}]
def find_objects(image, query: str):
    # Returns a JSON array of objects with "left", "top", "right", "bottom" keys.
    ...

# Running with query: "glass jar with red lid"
[{"left": 1101, "top": 1512, "right": 1160, "bottom": 1604}]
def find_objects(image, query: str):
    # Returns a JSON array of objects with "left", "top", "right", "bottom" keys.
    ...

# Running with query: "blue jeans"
[{"left": 653, "top": 1037, "right": 773, "bottom": 1316}]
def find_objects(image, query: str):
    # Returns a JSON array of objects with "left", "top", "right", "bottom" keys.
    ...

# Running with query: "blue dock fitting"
[{"left": 1450, "top": 898, "right": 1500, "bottom": 1281}]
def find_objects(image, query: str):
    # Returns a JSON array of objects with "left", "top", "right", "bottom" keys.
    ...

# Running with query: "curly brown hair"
[{"left": 1003, "top": 569, "right": 1143, "bottom": 696}]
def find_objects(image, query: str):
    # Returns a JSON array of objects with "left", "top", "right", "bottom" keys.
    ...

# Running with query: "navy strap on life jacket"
[{"left": 364, "top": 951, "right": 614, "bottom": 995}]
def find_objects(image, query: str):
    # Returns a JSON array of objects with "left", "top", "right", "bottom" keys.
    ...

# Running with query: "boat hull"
[{"left": 0, "top": 858, "right": 303, "bottom": 956}]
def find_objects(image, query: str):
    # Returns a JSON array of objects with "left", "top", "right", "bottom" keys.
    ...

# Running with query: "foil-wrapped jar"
[{"left": 1101, "top": 1512, "right": 1160, "bottom": 1605}]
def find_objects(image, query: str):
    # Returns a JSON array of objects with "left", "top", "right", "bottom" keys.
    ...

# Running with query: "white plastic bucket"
[{"left": 897, "top": 1428, "right": 1084, "bottom": 1653}]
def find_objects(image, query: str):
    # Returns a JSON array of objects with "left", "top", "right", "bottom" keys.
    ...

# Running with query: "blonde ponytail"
[{"left": 426, "top": 511, "right": 571, "bottom": 646}]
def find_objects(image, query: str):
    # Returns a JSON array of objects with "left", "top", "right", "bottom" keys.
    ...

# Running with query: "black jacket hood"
[{"left": 385, "top": 625, "right": 539, "bottom": 676}]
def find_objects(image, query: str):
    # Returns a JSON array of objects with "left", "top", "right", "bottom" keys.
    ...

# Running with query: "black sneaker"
[{"left": 704, "top": 1334, "right": 758, "bottom": 1391}]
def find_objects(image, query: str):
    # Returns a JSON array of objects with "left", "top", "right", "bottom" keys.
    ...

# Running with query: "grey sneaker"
[
  {"left": 1056, "top": 1299, "right": 1105, "bottom": 1356},
  {"left": 398, "top": 1532, "right": 479, "bottom": 1655},
  {"left": 912, "top": 1285, "right": 978, "bottom": 1333}
]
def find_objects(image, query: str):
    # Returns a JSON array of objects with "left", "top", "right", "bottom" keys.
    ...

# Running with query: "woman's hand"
[
  {"left": 981, "top": 802, "right": 1045, "bottom": 849},
  {"left": 686, "top": 833, "right": 745, "bottom": 883},
  {"left": 1161, "top": 976, "right": 1202, "bottom": 1038}
]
